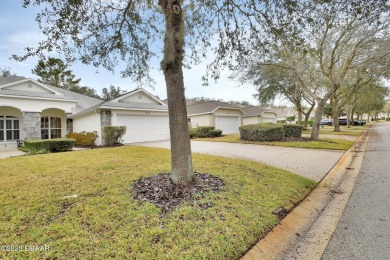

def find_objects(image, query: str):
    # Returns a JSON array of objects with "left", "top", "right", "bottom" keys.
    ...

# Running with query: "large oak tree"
[{"left": 15, "top": 0, "right": 281, "bottom": 185}]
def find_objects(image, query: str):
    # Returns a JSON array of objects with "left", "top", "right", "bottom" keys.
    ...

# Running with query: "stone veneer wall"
[
  {"left": 66, "top": 113, "right": 73, "bottom": 135},
  {"left": 22, "top": 112, "right": 41, "bottom": 140},
  {"left": 100, "top": 110, "right": 112, "bottom": 145}
]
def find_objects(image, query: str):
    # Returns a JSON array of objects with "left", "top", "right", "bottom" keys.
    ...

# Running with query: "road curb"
[{"left": 241, "top": 129, "right": 370, "bottom": 260}]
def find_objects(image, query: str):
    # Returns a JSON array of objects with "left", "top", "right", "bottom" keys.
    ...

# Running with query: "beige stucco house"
[
  {"left": 241, "top": 106, "right": 278, "bottom": 125},
  {"left": 187, "top": 101, "right": 244, "bottom": 134},
  {"left": 0, "top": 77, "right": 169, "bottom": 150}
]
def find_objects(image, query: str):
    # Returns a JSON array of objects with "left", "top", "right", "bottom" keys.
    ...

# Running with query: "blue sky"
[{"left": 0, "top": 0, "right": 270, "bottom": 104}]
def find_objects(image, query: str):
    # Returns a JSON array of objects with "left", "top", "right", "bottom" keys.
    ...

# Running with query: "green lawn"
[
  {"left": 196, "top": 134, "right": 354, "bottom": 150},
  {"left": 302, "top": 124, "right": 370, "bottom": 136},
  {"left": 0, "top": 146, "right": 316, "bottom": 259}
]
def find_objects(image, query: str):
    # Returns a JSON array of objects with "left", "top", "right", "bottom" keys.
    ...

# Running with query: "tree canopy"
[{"left": 32, "top": 57, "right": 100, "bottom": 99}]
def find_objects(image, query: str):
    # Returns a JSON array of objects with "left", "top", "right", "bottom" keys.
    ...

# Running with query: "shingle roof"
[
  {"left": 271, "top": 107, "right": 293, "bottom": 117},
  {"left": 0, "top": 77, "right": 102, "bottom": 114},
  {"left": 0, "top": 76, "right": 26, "bottom": 85},
  {"left": 45, "top": 85, "right": 102, "bottom": 113},
  {"left": 0, "top": 88, "right": 76, "bottom": 101},
  {"left": 241, "top": 106, "right": 267, "bottom": 117},
  {"left": 187, "top": 101, "right": 242, "bottom": 115}
]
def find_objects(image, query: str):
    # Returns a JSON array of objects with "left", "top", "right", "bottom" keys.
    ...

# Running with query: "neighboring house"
[
  {"left": 71, "top": 88, "right": 169, "bottom": 144},
  {"left": 241, "top": 106, "right": 278, "bottom": 125},
  {"left": 0, "top": 77, "right": 169, "bottom": 150},
  {"left": 272, "top": 107, "right": 296, "bottom": 122},
  {"left": 187, "top": 101, "right": 243, "bottom": 134}
]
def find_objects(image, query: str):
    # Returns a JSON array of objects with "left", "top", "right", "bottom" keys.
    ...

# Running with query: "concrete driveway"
[{"left": 131, "top": 140, "right": 345, "bottom": 181}]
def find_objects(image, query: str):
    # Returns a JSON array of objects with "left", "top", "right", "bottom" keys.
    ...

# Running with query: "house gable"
[
  {"left": 0, "top": 79, "right": 60, "bottom": 95},
  {"left": 114, "top": 89, "right": 164, "bottom": 105}
]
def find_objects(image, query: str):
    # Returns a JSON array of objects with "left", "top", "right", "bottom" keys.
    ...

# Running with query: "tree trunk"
[
  {"left": 302, "top": 100, "right": 315, "bottom": 130},
  {"left": 311, "top": 101, "right": 326, "bottom": 140},
  {"left": 160, "top": 0, "right": 194, "bottom": 185},
  {"left": 295, "top": 103, "right": 303, "bottom": 125},
  {"left": 331, "top": 95, "right": 341, "bottom": 132},
  {"left": 346, "top": 108, "right": 351, "bottom": 128}
]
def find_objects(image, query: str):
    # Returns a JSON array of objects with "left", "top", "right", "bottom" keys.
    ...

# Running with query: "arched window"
[
  {"left": 41, "top": 117, "right": 61, "bottom": 139},
  {"left": 0, "top": 116, "right": 20, "bottom": 142}
]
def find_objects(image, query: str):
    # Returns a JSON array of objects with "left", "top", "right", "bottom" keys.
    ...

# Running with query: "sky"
[{"left": 0, "top": 0, "right": 279, "bottom": 105}]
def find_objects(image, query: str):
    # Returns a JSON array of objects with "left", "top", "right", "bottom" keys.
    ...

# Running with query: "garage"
[
  {"left": 116, "top": 114, "right": 170, "bottom": 143},
  {"left": 215, "top": 115, "right": 240, "bottom": 134}
]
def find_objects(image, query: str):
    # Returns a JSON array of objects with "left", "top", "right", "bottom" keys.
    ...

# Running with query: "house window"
[
  {"left": 0, "top": 116, "right": 20, "bottom": 142},
  {"left": 41, "top": 117, "right": 62, "bottom": 139}
]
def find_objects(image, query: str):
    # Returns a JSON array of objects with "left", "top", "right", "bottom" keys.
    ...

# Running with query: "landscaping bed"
[{"left": 0, "top": 146, "right": 316, "bottom": 259}]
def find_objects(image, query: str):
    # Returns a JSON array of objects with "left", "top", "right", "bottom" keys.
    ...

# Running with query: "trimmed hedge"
[
  {"left": 102, "top": 126, "right": 127, "bottom": 146},
  {"left": 66, "top": 131, "right": 97, "bottom": 146},
  {"left": 282, "top": 124, "right": 303, "bottom": 138},
  {"left": 239, "top": 124, "right": 285, "bottom": 142},
  {"left": 210, "top": 129, "right": 223, "bottom": 137},
  {"left": 189, "top": 126, "right": 223, "bottom": 138},
  {"left": 24, "top": 138, "right": 76, "bottom": 153}
]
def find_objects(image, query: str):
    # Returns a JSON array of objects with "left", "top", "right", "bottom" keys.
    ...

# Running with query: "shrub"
[
  {"left": 277, "top": 120, "right": 286, "bottom": 124},
  {"left": 210, "top": 129, "right": 223, "bottom": 137},
  {"left": 189, "top": 126, "right": 216, "bottom": 138},
  {"left": 239, "top": 124, "right": 285, "bottom": 142},
  {"left": 23, "top": 138, "right": 76, "bottom": 154},
  {"left": 66, "top": 131, "right": 97, "bottom": 146},
  {"left": 306, "top": 120, "right": 314, "bottom": 127},
  {"left": 286, "top": 116, "right": 296, "bottom": 123},
  {"left": 102, "top": 126, "right": 127, "bottom": 146},
  {"left": 386, "top": 118, "right": 390, "bottom": 121},
  {"left": 282, "top": 124, "right": 303, "bottom": 138}
]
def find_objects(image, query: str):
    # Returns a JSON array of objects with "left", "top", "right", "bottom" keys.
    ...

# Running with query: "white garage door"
[
  {"left": 215, "top": 116, "right": 240, "bottom": 134},
  {"left": 262, "top": 117, "right": 276, "bottom": 123},
  {"left": 116, "top": 114, "right": 170, "bottom": 143}
]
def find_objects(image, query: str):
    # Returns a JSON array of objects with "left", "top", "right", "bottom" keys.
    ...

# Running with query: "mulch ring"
[{"left": 131, "top": 173, "right": 225, "bottom": 213}]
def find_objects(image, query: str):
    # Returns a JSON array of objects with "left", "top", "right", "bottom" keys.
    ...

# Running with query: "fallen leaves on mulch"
[{"left": 131, "top": 173, "right": 225, "bottom": 213}]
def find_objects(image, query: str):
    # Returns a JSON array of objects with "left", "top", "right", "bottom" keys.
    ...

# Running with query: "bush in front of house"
[
  {"left": 66, "top": 131, "right": 97, "bottom": 146},
  {"left": 102, "top": 126, "right": 127, "bottom": 146},
  {"left": 210, "top": 129, "right": 223, "bottom": 137},
  {"left": 189, "top": 126, "right": 221, "bottom": 138},
  {"left": 239, "top": 124, "right": 285, "bottom": 142},
  {"left": 282, "top": 124, "right": 303, "bottom": 138},
  {"left": 23, "top": 138, "right": 76, "bottom": 154}
]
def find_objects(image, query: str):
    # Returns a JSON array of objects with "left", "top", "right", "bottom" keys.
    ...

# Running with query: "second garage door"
[
  {"left": 116, "top": 114, "right": 170, "bottom": 143},
  {"left": 215, "top": 116, "right": 240, "bottom": 134}
]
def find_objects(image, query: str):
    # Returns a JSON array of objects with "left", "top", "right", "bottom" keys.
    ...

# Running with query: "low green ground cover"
[{"left": 0, "top": 146, "right": 316, "bottom": 259}]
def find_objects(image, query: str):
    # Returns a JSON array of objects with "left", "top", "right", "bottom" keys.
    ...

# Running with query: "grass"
[
  {"left": 196, "top": 134, "right": 354, "bottom": 150},
  {"left": 302, "top": 124, "right": 370, "bottom": 136},
  {"left": 0, "top": 146, "right": 316, "bottom": 259}
]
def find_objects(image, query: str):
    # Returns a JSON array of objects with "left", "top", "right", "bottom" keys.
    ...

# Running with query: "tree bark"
[
  {"left": 295, "top": 103, "right": 303, "bottom": 125},
  {"left": 302, "top": 101, "right": 315, "bottom": 130},
  {"left": 311, "top": 100, "right": 326, "bottom": 140},
  {"left": 330, "top": 95, "right": 341, "bottom": 132},
  {"left": 160, "top": 0, "right": 194, "bottom": 185}
]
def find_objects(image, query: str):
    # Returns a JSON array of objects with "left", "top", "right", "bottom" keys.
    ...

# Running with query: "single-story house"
[
  {"left": 241, "top": 106, "right": 278, "bottom": 124},
  {"left": 187, "top": 101, "right": 243, "bottom": 134},
  {"left": 272, "top": 107, "right": 297, "bottom": 122},
  {"left": 0, "top": 76, "right": 169, "bottom": 150}
]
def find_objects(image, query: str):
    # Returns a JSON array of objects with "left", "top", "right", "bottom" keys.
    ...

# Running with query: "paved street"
[
  {"left": 322, "top": 122, "right": 390, "bottom": 259},
  {"left": 133, "top": 140, "right": 344, "bottom": 181}
]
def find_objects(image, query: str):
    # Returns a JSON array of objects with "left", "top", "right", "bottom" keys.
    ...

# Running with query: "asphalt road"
[
  {"left": 322, "top": 122, "right": 390, "bottom": 259},
  {"left": 132, "top": 140, "right": 344, "bottom": 181}
]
